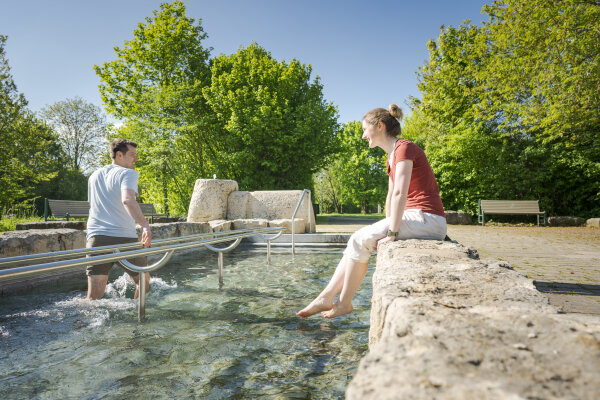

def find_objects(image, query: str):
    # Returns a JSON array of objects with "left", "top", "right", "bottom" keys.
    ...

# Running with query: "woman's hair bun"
[{"left": 388, "top": 104, "right": 403, "bottom": 120}]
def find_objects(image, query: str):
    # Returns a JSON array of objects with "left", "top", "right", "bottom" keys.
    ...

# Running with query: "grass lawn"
[
  {"left": 316, "top": 213, "right": 384, "bottom": 224},
  {"left": 0, "top": 215, "right": 45, "bottom": 233}
]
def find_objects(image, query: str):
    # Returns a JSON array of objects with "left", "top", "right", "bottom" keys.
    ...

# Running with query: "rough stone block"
[
  {"left": 268, "top": 218, "right": 305, "bottom": 234},
  {"left": 445, "top": 210, "right": 458, "bottom": 224},
  {"left": 346, "top": 239, "right": 600, "bottom": 400},
  {"left": 586, "top": 218, "right": 600, "bottom": 229},
  {"left": 174, "top": 222, "right": 211, "bottom": 237},
  {"left": 247, "top": 190, "right": 316, "bottom": 232},
  {"left": 232, "top": 219, "right": 268, "bottom": 230},
  {"left": 227, "top": 191, "right": 249, "bottom": 220},
  {"left": 209, "top": 220, "right": 232, "bottom": 232},
  {"left": 457, "top": 211, "right": 472, "bottom": 225},
  {"left": 0, "top": 229, "right": 85, "bottom": 258},
  {"left": 187, "top": 179, "right": 238, "bottom": 222},
  {"left": 548, "top": 216, "right": 586, "bottom": 227},
  {"left": 445, "top": 210, "right": 471, "bottom": 225}
]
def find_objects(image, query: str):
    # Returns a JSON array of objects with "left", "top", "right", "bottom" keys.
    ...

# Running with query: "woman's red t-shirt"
[{"left": 386, "top": 139, "right": 445, "bottom": 218}]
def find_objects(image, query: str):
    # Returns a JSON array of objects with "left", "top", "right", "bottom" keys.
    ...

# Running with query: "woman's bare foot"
[
  {"left": 321, "top": 301, "right": 353, "bottom": 318},
  {"left": 296, "top": 297, "right": 334, "bottom": 318}
]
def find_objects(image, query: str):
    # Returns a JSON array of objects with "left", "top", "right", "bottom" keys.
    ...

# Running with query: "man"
[{"left": 86, "top": 139, "right": 152, "bottom": 300}]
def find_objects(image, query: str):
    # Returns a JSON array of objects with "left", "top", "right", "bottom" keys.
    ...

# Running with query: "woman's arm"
[
  {"left": 378, "top": 160, "right": 413, "bottom": 247},
  {"left": 385, "top": 176, "right": 393, "bottom": 217}
]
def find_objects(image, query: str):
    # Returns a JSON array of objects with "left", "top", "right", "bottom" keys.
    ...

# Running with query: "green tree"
[
  {"left": 406, "top": 0, "right": 600, "bottom": 218},
  {"left": 313, "top": 168, "right": 346, "bottom": 214},
  {"left": 326, "top": 121, "right": 387, "bottom": 214},
  {"left": 0, "top": 35, "right": 62, "bottom": 214},
  {"left": 40, "top": 97, "right": 107, "bottom": 174},
  {"left": 95, "top": 0, "right": 212, "bottom": 215},
  {"left": 203, "top": 43, "right": 339, "bottom": 191}
]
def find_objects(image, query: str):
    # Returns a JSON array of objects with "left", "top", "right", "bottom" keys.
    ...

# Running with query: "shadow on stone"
[{"left": 534, "top": 281, "right": 600, "bottom": 296}]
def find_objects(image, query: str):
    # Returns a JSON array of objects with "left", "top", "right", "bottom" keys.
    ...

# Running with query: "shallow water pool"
[{"left": 0, "top": 247, "right": 373, "bottom": 399}]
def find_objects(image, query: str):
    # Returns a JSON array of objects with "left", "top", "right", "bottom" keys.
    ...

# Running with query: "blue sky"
[{"left": 0, "top": 0, "right": 488, "bottom": 124}]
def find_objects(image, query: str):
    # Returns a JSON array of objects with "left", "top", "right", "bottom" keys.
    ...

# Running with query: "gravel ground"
[{"left": 318, "top": 219, "right": 600, "bottom": 315}]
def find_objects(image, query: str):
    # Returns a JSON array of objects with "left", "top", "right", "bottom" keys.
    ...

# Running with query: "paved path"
[{"left": 317, "top": 218, "right": 600, "bottom": 315}]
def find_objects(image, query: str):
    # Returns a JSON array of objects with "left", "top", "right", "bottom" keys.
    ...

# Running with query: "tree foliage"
[
  {"left": 0, "top": 35, "right": 66, "bottom": 214},
  {"left": 95, "top": 2, "right": 339, "bottom": 214},
  {"left": 315, "top": 121, "right": 388, "bottom": 214},
  {"left": 40, "top": 97, "right": 107, "bottom": 174},
  {"left": 95, "top": 0, "right": 212, "bottom": 215},
  {"left": 203, "top": 43, "right": 339, "bottom": 190},
  {"left": 405, "top": 0, "right": 600, "bottom": 218}
]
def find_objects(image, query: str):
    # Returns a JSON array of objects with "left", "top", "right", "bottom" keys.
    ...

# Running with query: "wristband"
[{"left": 386, "top": 230, "right": 398, "bottom": 237}]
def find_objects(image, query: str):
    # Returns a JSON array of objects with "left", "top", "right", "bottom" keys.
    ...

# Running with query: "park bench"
[
  {"left": 44, "top": 198, "right": 167, "bottom": 223},
  {"left": 478, "top": 200, "right": 546, "bottom": 226}
]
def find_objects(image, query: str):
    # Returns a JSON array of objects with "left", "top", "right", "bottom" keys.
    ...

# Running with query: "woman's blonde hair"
[{"left": 363, "top": 104, "right": 403, "bottom": 137}]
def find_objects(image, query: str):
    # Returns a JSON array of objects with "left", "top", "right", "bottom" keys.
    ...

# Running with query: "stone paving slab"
[{"left": 446, "top": 225, "right": 600, "bottom": 315}]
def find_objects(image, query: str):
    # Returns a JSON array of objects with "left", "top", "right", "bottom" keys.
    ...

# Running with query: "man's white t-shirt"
[{"left": 86, "top": 164, "right": 139, "bottom": 241}]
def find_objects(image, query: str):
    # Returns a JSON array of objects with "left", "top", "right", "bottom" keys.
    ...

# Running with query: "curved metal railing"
[
  {"left": 0, "top": 227, "right": 284, "bottom": 321},
  {"left": 291, "top": 189, "right": 312, "bottom": 255}
]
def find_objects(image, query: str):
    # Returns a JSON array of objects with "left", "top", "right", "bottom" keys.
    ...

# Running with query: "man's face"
[{"left": 118, "top": 145, "right": 138, "bottom": 169}]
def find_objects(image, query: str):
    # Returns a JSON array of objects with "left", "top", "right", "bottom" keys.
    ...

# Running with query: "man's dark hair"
[{"left": 110, "top": 139, "right": 137, "bottom": 159}]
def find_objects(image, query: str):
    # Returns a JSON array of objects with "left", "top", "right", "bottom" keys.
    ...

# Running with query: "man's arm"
[{"left": 121, "top": 189, "right": 152, "bottom": 247}]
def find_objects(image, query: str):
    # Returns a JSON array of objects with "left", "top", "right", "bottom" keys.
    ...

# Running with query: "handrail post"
[
  {"left": 291, "top": 189, "right": 309, "bottom": 256},
  {"left": 218, "top": 252, "right": 224, "bottom": 288},
  {"left": 138, "top": 271, "right": 146, "bottom": 322},
  {"left": 307, "top": 190, "right": 312, "bottom": 233}
]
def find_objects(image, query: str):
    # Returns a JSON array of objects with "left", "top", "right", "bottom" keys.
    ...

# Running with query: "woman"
[{"left": 297, "top": 104, "right": 446, "bottom": 319}]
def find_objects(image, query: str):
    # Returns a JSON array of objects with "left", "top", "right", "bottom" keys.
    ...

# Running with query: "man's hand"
[
  {"left": 141, "top": 225, "right": 152, "bottom": 248},
  {"left": 377, "top": 235, "right": 395, "bottom": 250}
]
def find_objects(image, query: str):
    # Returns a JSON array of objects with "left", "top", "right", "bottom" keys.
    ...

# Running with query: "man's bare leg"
[
  {"left": 87, "top": 275, "right": 109, "bottom": 300},
  {"left": 321, "top": 259, "right": 368, "bottom": 318},
  {"left": 131, "top": 272, "right": 150, "bottom": 300},
  {"left": 297, "top": 256, "right": 348, "bottom": 318}
]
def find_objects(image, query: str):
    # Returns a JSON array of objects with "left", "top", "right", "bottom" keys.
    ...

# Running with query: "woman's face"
[{"left": 362, "top": 120, "right": 383, "bottom": 148}]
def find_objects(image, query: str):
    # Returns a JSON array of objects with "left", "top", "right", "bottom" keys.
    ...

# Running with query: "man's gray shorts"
[{"left": 86, "top": 235, "right": 147, "bottom": 276}]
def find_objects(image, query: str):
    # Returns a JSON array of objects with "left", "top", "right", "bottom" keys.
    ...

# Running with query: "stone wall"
[
  {"left": 188, "top": 179, "right": 316, "bottom": 233},
  {"left": 0, "top": 222, "right": 211, "bottom": 296},
  {"left": 444, "top": 210, "right": 472, "bottom": 225},
  {"left": 347, "top": 240, "right": 600, "bottom": 399}
]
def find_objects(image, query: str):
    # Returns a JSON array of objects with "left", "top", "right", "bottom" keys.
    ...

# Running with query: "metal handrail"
[
  {"left": 0, "top": 227, "right": 271, "bottom": 269},
  {"left": 206, "top": 238, "right": 243, "bottom": 288},
  {"left": 0, "top": 227, "right": 284, "bottom": 322},
  {"left": 291, "top": 189, "right": 312, "bottom": 255},
  {"left": 258, "top": 230, "right": 284, "bottom": 264}
]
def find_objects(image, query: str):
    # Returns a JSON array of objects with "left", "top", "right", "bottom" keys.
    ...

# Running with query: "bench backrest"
[
  {"left": 48, "top": 199, "right": 90, "bottom": 218},
  {"left": 479, "top": 200, "right": 541, "bottom": 214},
  {"left": 48, "top": 199, "right": 161, "bottom": 218},
  {"left": 139, "top": 203, "right": 159, "bottom": 215}
]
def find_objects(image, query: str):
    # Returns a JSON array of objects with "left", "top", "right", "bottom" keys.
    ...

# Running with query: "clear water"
[{"left": 0, "top": 248, "right": 373, "bottom": 399}]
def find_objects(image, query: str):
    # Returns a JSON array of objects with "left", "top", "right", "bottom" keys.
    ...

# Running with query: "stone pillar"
[{"left": 187, "top": 179, "right": 238, "bottom": 222}]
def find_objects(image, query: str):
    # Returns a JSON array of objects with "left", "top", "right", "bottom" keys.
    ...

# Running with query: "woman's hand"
[{"left": 377, "top": 236, "right": 396, "bottom": 249}]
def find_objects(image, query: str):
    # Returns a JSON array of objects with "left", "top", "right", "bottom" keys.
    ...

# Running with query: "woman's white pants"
[{"left": 342, "top": 209, "right": 447, "bottom": 263}]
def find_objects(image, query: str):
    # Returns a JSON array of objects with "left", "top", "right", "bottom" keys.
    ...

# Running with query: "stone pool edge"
[
  {"left": 346, "top": 239, "right": 600, "bottom": 399},
  {"left": 0, "top": 223, "right": 349, "bottom": 296}
]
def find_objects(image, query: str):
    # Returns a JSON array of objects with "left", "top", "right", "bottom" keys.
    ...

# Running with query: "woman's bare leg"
[
  {"left": 321, "top": 259, "right": 368, "bottom": 318},
  {"left": 296, "top": 256, "right": 349, "bottom": 318}
]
